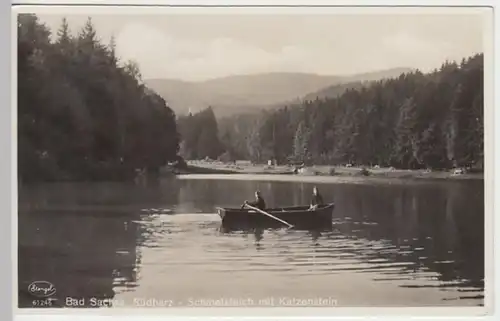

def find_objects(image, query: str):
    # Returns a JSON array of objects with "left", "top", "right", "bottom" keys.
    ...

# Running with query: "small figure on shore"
[
  {"left": 243, "top": 191, "right": 267, "bottom": 210},
  {"left": 309, "top": 186, "right": 324, "bottom": 210}
]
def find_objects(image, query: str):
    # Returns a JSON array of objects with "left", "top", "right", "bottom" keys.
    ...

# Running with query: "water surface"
[{"left": 18, "top": 176, "right": 484, "bottom": 308}]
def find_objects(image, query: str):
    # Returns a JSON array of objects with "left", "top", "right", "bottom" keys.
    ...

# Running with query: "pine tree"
[
  {"left": 56, "top": 17, "right": 71, "bottom": 46},
  {"left": 108, "top": 34, "right": 117, "bottom": 65},
  {"left": 79, "top": 17, "right": 97, "bottom": 45},
  {"left": 293, "top": 121, "right": 311, "bottom": 163}
]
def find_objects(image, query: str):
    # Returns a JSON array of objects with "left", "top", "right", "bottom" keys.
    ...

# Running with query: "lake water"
[{"left": 17, "top": 176, "right": 485, "bottom": 308}]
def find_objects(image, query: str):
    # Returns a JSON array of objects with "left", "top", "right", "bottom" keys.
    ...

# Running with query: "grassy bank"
[{"left": 183, "top": 161, "right": 484, "bottom": 181}]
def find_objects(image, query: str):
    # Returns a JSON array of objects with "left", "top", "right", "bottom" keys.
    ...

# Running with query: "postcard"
[{"left": 12, "top": 3, "right": 494, "bottom": 318}]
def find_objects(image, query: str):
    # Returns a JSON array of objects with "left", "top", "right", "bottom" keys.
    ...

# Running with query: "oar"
[{"left": 244, "top": 204, "right": 294, "bottom": 228}]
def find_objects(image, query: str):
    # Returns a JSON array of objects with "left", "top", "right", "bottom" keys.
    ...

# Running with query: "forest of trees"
[
  {"left": 19, "top": 13, "right": 484, "bottom": 180},
  {"left": 18, "top": 15, "right": 180, "bottom": 182},
  {"left": 199, "top": 54, "right": 482, "bottom": 170},
  {"left": 177, "top": 107, "right": 224, "bottom": 160}
]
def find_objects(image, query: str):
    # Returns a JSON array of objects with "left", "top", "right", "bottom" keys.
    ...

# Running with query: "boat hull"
[{"left": 216, "top": 203, "right": 335, "bottom": 230}]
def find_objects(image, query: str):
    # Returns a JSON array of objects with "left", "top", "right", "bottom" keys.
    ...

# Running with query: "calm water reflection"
[{"left": 18, "top": 177, "right": 484, "bottom": 308}]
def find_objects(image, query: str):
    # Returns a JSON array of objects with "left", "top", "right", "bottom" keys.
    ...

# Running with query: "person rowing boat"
[
  {"left": 242, "top": 190, "right": 267, "bottom": 210},
  {"left": 241, "top": 191, "right": 293, "bottom": 228}
]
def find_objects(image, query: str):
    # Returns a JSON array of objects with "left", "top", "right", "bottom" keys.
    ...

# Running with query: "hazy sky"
[{"left": 33, "top": 9, "right": 488, "bottom": 81}]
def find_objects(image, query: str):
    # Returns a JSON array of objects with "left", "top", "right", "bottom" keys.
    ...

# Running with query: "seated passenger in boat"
[
  {"left": 243, "top": 191, "right": 267, "bottom": 210},
  {"left": 309, "top": 186, "right": 324, "bottom": 210}
]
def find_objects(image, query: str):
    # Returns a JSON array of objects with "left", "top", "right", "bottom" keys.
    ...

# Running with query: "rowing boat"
[{"left": 216, "top": 203, "right": 335, "bottom": 230}]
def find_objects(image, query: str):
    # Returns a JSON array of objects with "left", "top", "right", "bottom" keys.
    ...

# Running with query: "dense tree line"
[
  {"left": 215, "top": 54, "right": 483, "bottom": 170},
  {"left": 18, "top": 15, "right": 180, "bottom": 182},
  {"left": 177, "top": 107, "right": 224, "bottom": 160}
]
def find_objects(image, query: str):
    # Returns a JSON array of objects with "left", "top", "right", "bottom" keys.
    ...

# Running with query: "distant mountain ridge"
[
  {"left": 302, "top": 67, "right": 415, "bottom": 101},
  {"left": 144, "top": 68, "right": 413, "bottom": 117}
]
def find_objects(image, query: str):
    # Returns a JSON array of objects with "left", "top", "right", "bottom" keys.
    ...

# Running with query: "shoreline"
[
  {"left": 17, "top": 163, "right": 484, "bottom": 185},
  {"left": 182, "top": 162, "right": 484, "bottom": 181}
]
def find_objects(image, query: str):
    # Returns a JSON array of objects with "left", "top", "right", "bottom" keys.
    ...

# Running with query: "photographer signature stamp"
[{"left": 27, "top": 281, "right": 57, "bottom": 307}]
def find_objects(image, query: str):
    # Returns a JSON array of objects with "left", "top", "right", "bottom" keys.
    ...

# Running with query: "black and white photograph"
[{"left": 15, "top": 5, "right": 491, "bottom": 312}]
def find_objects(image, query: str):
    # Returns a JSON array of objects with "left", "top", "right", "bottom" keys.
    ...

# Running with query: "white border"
[
  {"left": 9, "top": 1, "right": 497, "bottom": 320},
  {"left": 2, "top": 0, "right": 11, "bottom": 320},
  {"left": 7, "top": 0, "right": 500, "bottom": 6},
  {"left": 8, "top": 4, "right": 495, "bottom": 14}
]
